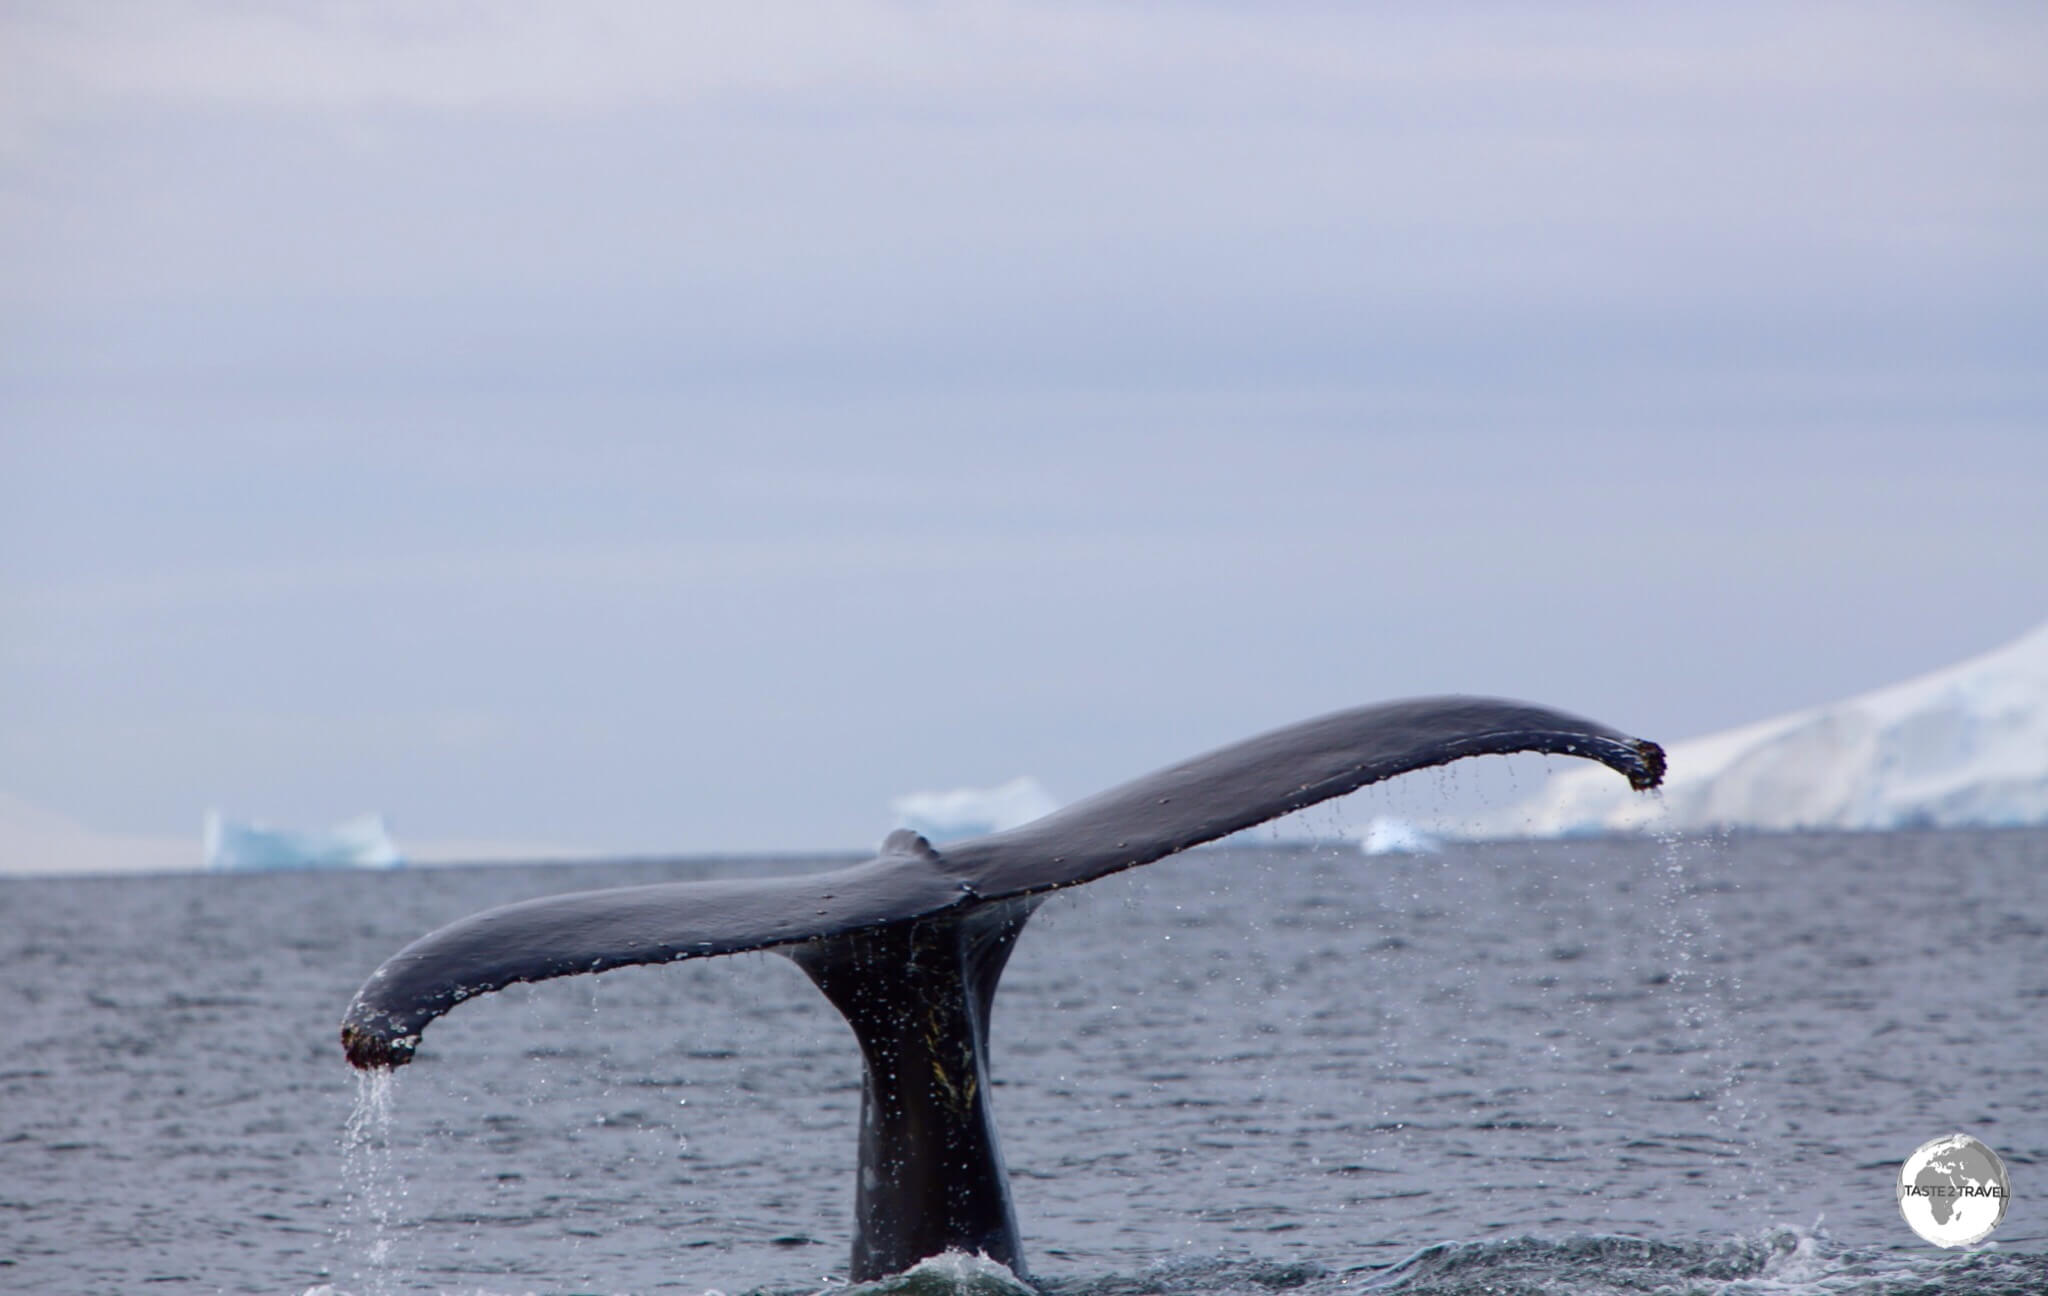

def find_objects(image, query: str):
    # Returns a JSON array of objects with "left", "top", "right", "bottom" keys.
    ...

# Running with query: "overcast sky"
[{"left": 3, "top": 2, "right": 2044, "bottom": 859}]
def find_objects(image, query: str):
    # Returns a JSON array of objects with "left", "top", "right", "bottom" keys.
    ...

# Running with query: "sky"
[{"left": 2, "top": 2, "right": 2045, "bottom": 866}]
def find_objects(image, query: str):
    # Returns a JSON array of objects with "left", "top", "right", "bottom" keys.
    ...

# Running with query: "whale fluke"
[
  {"left": 933, "top": 696, "right": 1663, "bottom": 899},
  {"left": 340, "top": 695, "right": 1664, "bottom": 1278},
  {"left": 341, "top": 827, "right": 970, "bottom": 1069}
]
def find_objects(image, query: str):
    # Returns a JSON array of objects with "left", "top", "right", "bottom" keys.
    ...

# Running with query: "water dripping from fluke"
[
  {"left": 1643, "top": 825, "right": 1758, "bottom": 1194},
  {"left": 338, "top": 1066, "right": 399, "bottom": 1294}
]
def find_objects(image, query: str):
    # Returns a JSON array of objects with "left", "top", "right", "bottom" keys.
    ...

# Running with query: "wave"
[{"left": 789, "top": 1230, "right": 2046, "bottom": 1296}]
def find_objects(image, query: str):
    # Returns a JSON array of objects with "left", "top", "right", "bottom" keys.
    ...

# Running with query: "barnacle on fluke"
[
  {"left": 341, "top": 695, "right": 1665, "bottom": 1281},
  {"left": 339, "top": 1022, "right": 414, "bottom": 1070},
  {"left": 1628, "top": 737, "right": 1668, "bottom": 790}
]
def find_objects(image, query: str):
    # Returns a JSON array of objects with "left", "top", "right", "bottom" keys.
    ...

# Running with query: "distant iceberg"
[
  {"left": 1356, "top": 816, "right": 1442, "bottom": 855},
  {"left": 890, "top": 777, "right": 1059, "bottom": 843},
  {"left": 203, "top": 811, "right": 404, "bottom": 871},
  {"left": 1483, "top": 620, "right": 2048, "bottom": 837}
]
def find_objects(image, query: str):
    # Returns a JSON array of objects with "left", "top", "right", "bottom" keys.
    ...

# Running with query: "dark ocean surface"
[{"left": 4, "top": 829, "right": 2044, "bottom": 1294}]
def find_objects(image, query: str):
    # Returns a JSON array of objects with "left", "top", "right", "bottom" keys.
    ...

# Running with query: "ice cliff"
[{"left": 1487, "top": 620, "right": 2048, "bottom": 837}]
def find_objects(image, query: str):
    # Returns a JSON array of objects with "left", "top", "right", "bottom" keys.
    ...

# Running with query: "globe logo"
[{"left": 1897, "top": 1133, "right": 2010, "bottom": 1246}]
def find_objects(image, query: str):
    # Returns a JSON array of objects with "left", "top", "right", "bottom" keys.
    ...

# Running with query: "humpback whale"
[{"left": 342, "top": 696, "right": 1664, "bottom": 1281}]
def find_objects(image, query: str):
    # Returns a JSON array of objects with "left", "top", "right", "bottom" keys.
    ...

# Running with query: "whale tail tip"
[
  {"left": 342, "top": 1021, "right": 416, "bottom": 1071},
  {"left": 1628, "top": 738, "right": 1667, "bottom": 791}
]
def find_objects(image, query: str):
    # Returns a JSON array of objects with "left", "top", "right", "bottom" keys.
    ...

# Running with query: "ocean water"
[{"left": 3, "top": 829, "right": 2044, "bottom": 1295}]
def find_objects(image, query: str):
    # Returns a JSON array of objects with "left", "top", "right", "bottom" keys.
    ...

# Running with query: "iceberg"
[
  {"left": 889, "top": 776, "right": 1059, "bottom": 843},
  {"left": 1484, "top": 620, "right": 2048, "bottom": 837},
  {"left": 1356, "top": 816, "right": 1442, "bottom": 855},
  {"left": 203, "top": 811, "right": 404, "bottom": 871}
]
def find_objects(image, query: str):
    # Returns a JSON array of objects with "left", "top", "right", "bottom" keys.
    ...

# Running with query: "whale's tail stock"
[{"left": 340, "top": 695, "right": 1664, "bottom": 1280}]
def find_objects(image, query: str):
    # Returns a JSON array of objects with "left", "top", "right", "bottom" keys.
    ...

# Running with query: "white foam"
[{"left": 850, "top": 1250, "right": 1034, "bottom": 1296}]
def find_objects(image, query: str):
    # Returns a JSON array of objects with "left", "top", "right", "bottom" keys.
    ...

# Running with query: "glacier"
[
  {"left": 889, "top": 776, "right": 1059, "bottom": 843},
  {"left": 203, "top": 811, "right": 405, "bottom": 871},
  {"left": 1482, "top": 620, "right": 2048, "bottom": 838}
]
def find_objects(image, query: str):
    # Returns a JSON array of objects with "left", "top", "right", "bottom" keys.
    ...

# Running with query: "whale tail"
[{"left": 340, "top": 695, "right": 1665, "bottom": 1280}]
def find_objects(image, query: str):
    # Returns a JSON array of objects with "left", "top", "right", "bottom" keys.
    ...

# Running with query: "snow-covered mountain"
[
  {"left": 1485, "top": 621, "right": 2048, "bottom": 837},
  {"left": 0, "top": 792, "right": 195, "bottom": 875}
]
